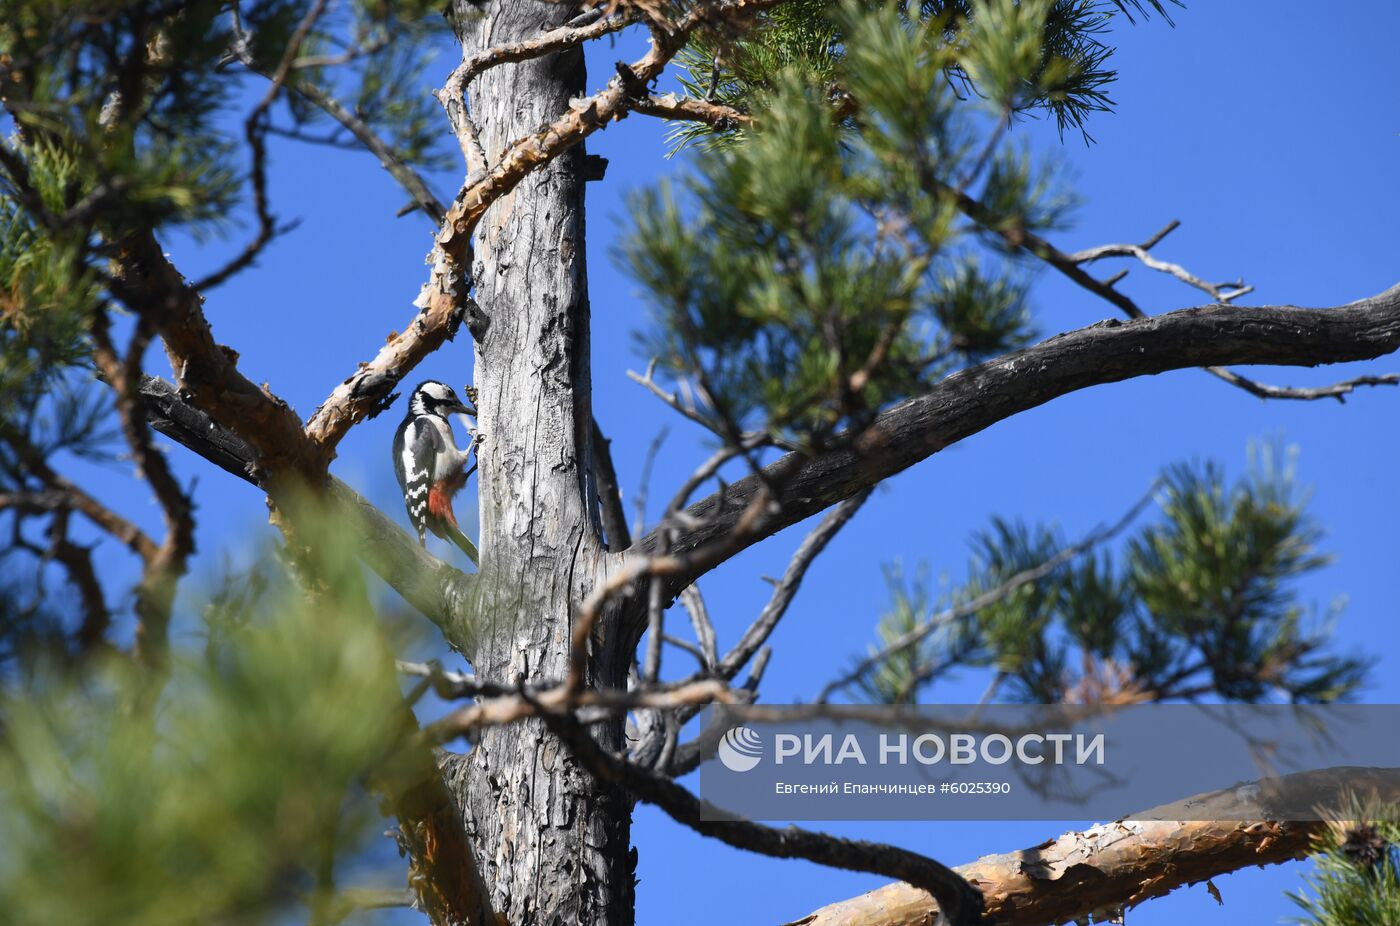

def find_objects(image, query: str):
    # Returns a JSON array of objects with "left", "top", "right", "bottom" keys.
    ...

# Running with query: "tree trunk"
[{"left": 444, "top": 3, "right": 635, "bottom": 924}]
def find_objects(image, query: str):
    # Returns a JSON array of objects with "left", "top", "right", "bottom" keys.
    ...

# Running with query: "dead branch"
[
  {"left": 437, "top": 7, "right": 634, "bottom": 169},
  {"left": 226, "top": 6, "right": 446, "bottom": 223},
  {"left": 0, "top": 428, "right": 157, "bottom": 561},
  {"left": 642, "top": 285, "right": 1400, "bottom": 604},
  {"left": 680, "top": 585, "right": 718, "bottom": 669},
  {"left": 786, "top": 767, "right": 1400, "bottom": 926},
  {"left": 429, "top": 679, "right": 737, "bottom": 736},
  {"left": 536, "top": 705, "right": 984, "bottom": 926},
  {"left": 592, "top": 418, "right": 633, "bottom": 551},
  {"left": 90, "top": 307, "right": 194, "bottom": 669},
  {"left": 304, "top": 0, "right": 788, "bottom": 457},
  {"left": 721, "top": 489, "right": 871, "bottom": 681}
]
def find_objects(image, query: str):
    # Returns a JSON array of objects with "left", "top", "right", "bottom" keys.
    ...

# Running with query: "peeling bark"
[{"left": 786, "top": 767, "right": 1400, "bottom": 926}]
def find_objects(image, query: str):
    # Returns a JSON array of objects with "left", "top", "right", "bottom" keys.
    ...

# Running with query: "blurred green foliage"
[
  {"left": 0, "top": 509, "right": 413, "bottom": 925},
  {"left": 854, "top": 442, "right": 1370, "bottom": 705}
]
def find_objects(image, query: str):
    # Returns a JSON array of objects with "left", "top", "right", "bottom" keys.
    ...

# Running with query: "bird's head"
[{"left": 409, "top": 380, "right": 476, "bottom": 418}]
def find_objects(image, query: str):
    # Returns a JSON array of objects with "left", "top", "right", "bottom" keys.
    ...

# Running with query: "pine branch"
[
  {"left": 136, "top": 377, "right": 478, "bottom": 647},
  {"left": 788, "top": 767, "right": 1400, "bottom": 926},
  {"left": 638, "top": 285, "right": 1400, "bottom": 616},
  {"left": 535, "top": 703, "right": 985, "bottom": 926},
  {"left": 820, "top": 482, "right": 1156, "bottom": 703},
  {"left": 629, "top": 94, "right": 1400, "bottom": 408}
]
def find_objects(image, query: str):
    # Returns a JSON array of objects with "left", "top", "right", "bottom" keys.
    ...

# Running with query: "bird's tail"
[{"left": 442, "top": 523, "right": 480, "bottom": 565}]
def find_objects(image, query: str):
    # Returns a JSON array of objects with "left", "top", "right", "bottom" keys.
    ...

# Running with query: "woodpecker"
[{"left": 393, "top": 380, "right": 478, "bottom": 559}]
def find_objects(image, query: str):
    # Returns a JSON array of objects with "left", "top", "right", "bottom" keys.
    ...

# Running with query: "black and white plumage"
[{"left": 392, "top": 380, "right": 478, "bottom": 559}]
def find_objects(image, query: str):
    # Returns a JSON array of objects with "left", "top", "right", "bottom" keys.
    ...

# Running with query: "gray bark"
[{"left": 444, "top": 3, "right": 635, "bottom": 923}]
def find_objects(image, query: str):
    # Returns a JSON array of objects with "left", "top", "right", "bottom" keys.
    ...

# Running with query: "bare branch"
[
  {"left": 1206, "top": 369, "right": 1400, "bottom": 403},
  {"left": 42, "top": 510, "right": 111, "bottom": 652},
  {"left": 535, "top": 705, "right": 984, "bottom": 926},
  {"left": 631, "top": 92, "right": 750, "bottom": 129},
  {"left": 642, "top": 286, "right": 1400, "bottom": 601},
  {"left": 633, "top": 425, "right": 670, "bottom": 539},
  {"left": 788, "top": 767, "right": 1400, "bottom": 926},
  {"left": 680, "top": 584, "right": 718, "bottom": 669},
  {"left": 720, "top": 488, "right": 871, "bottom": 681},
  {"left": 90, "top": 308, "right": 194, "bottom": 669},
  {"left": 109, "top": 230, "right": 322, "bottom": 481},
  {"left": 570, "top": 443, "right": 814, "bottom": 697},
  {"left": 661, "top": 633, "right": 710, "bottom": 667},
  {"left": 1067, "top": 223, "right": 1252, "bottom": 303},
  {"left": 948, "top": 186, "right": 1398, "bottom": 402},
  {"left": 430, "top": 678, "right": 737, "bottom": 736},
  {"left": 277, "top": 80, "right": 445, "bottom": 223},
  {"left": 648, "top": 492, "right": 870, "bottom": 770},
  {"left": 628, "top": 360, "right": 719, "bottom": 434},
  {"left": 457, "top": 9, "right": 631, "bottom": 88},
  {"left": 592, "top": 418, "right": 632, "bottom": 551},
  {"left": 743, "top": 645, "right": 772, "bottom": 692},
  {"left": 435, "top": 44, "right": 488, "bottom": 175},
  {"left": 437, "top": 7, "right": 634, "bottom": 170},
  {"left": 0, "top": 432, "right": 157, "bottom": 561},
  {"left": 198, "top": 0, "right": 332, "bottom": 291},
  {"left": 227, "top": 9, "right": 447, "bottom": 222},
  {"left": 304, "top": 0, "right": 789, "bottom": 456}
]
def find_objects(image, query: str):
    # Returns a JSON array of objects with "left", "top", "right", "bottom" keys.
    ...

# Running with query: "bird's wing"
[{"left": 399, "top": 417, "right": 444, "bottom": 544}]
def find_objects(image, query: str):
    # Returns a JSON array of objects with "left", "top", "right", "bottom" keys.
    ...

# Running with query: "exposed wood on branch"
[
  {"left": 632, "top": 92, "right": 751, "bottom": 127},
  {"left": 786, "top": 767, "right": 1400, "bottom": 926},
  {"left": 304, "top": 0, "right": 787, "bottom": 457},
  {"left": 437, "top": 7, "right": 635, "bottom": 168}
]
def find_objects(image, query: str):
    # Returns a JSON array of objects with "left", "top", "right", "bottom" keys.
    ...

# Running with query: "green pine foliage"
[
  {"left": 1, "top": 0, "right": 454, "bottom": 654},
  {"left": 0, "top": 514, "right": 412, "bottom": 925},
  {"left": 271, "top": 0, "right": 457, "bottom": 173},
  {"left": 1290, "top": 804, "right": 1400, "bottom": 926},
  {"left": 623, "top": 0, "right": 1076, "bottom": 445},
  {"left": 0, "top": 0, "right": 450, "bottom": 255},
  {"left": 668, "top": 0, "right": 1180, "bottom": 153},
  {"left": 852, "top": 442, "right": 1370, "bottom": 705}
]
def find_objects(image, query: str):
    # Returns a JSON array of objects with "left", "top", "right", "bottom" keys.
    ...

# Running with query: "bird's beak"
[{"left": 452, "top": 400, "right": 477, "bottom": 417}]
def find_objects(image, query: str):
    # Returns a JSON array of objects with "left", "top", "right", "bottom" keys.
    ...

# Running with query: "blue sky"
[{"left": 62, "top": 1, "right": 1400, "bottom": 923}]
